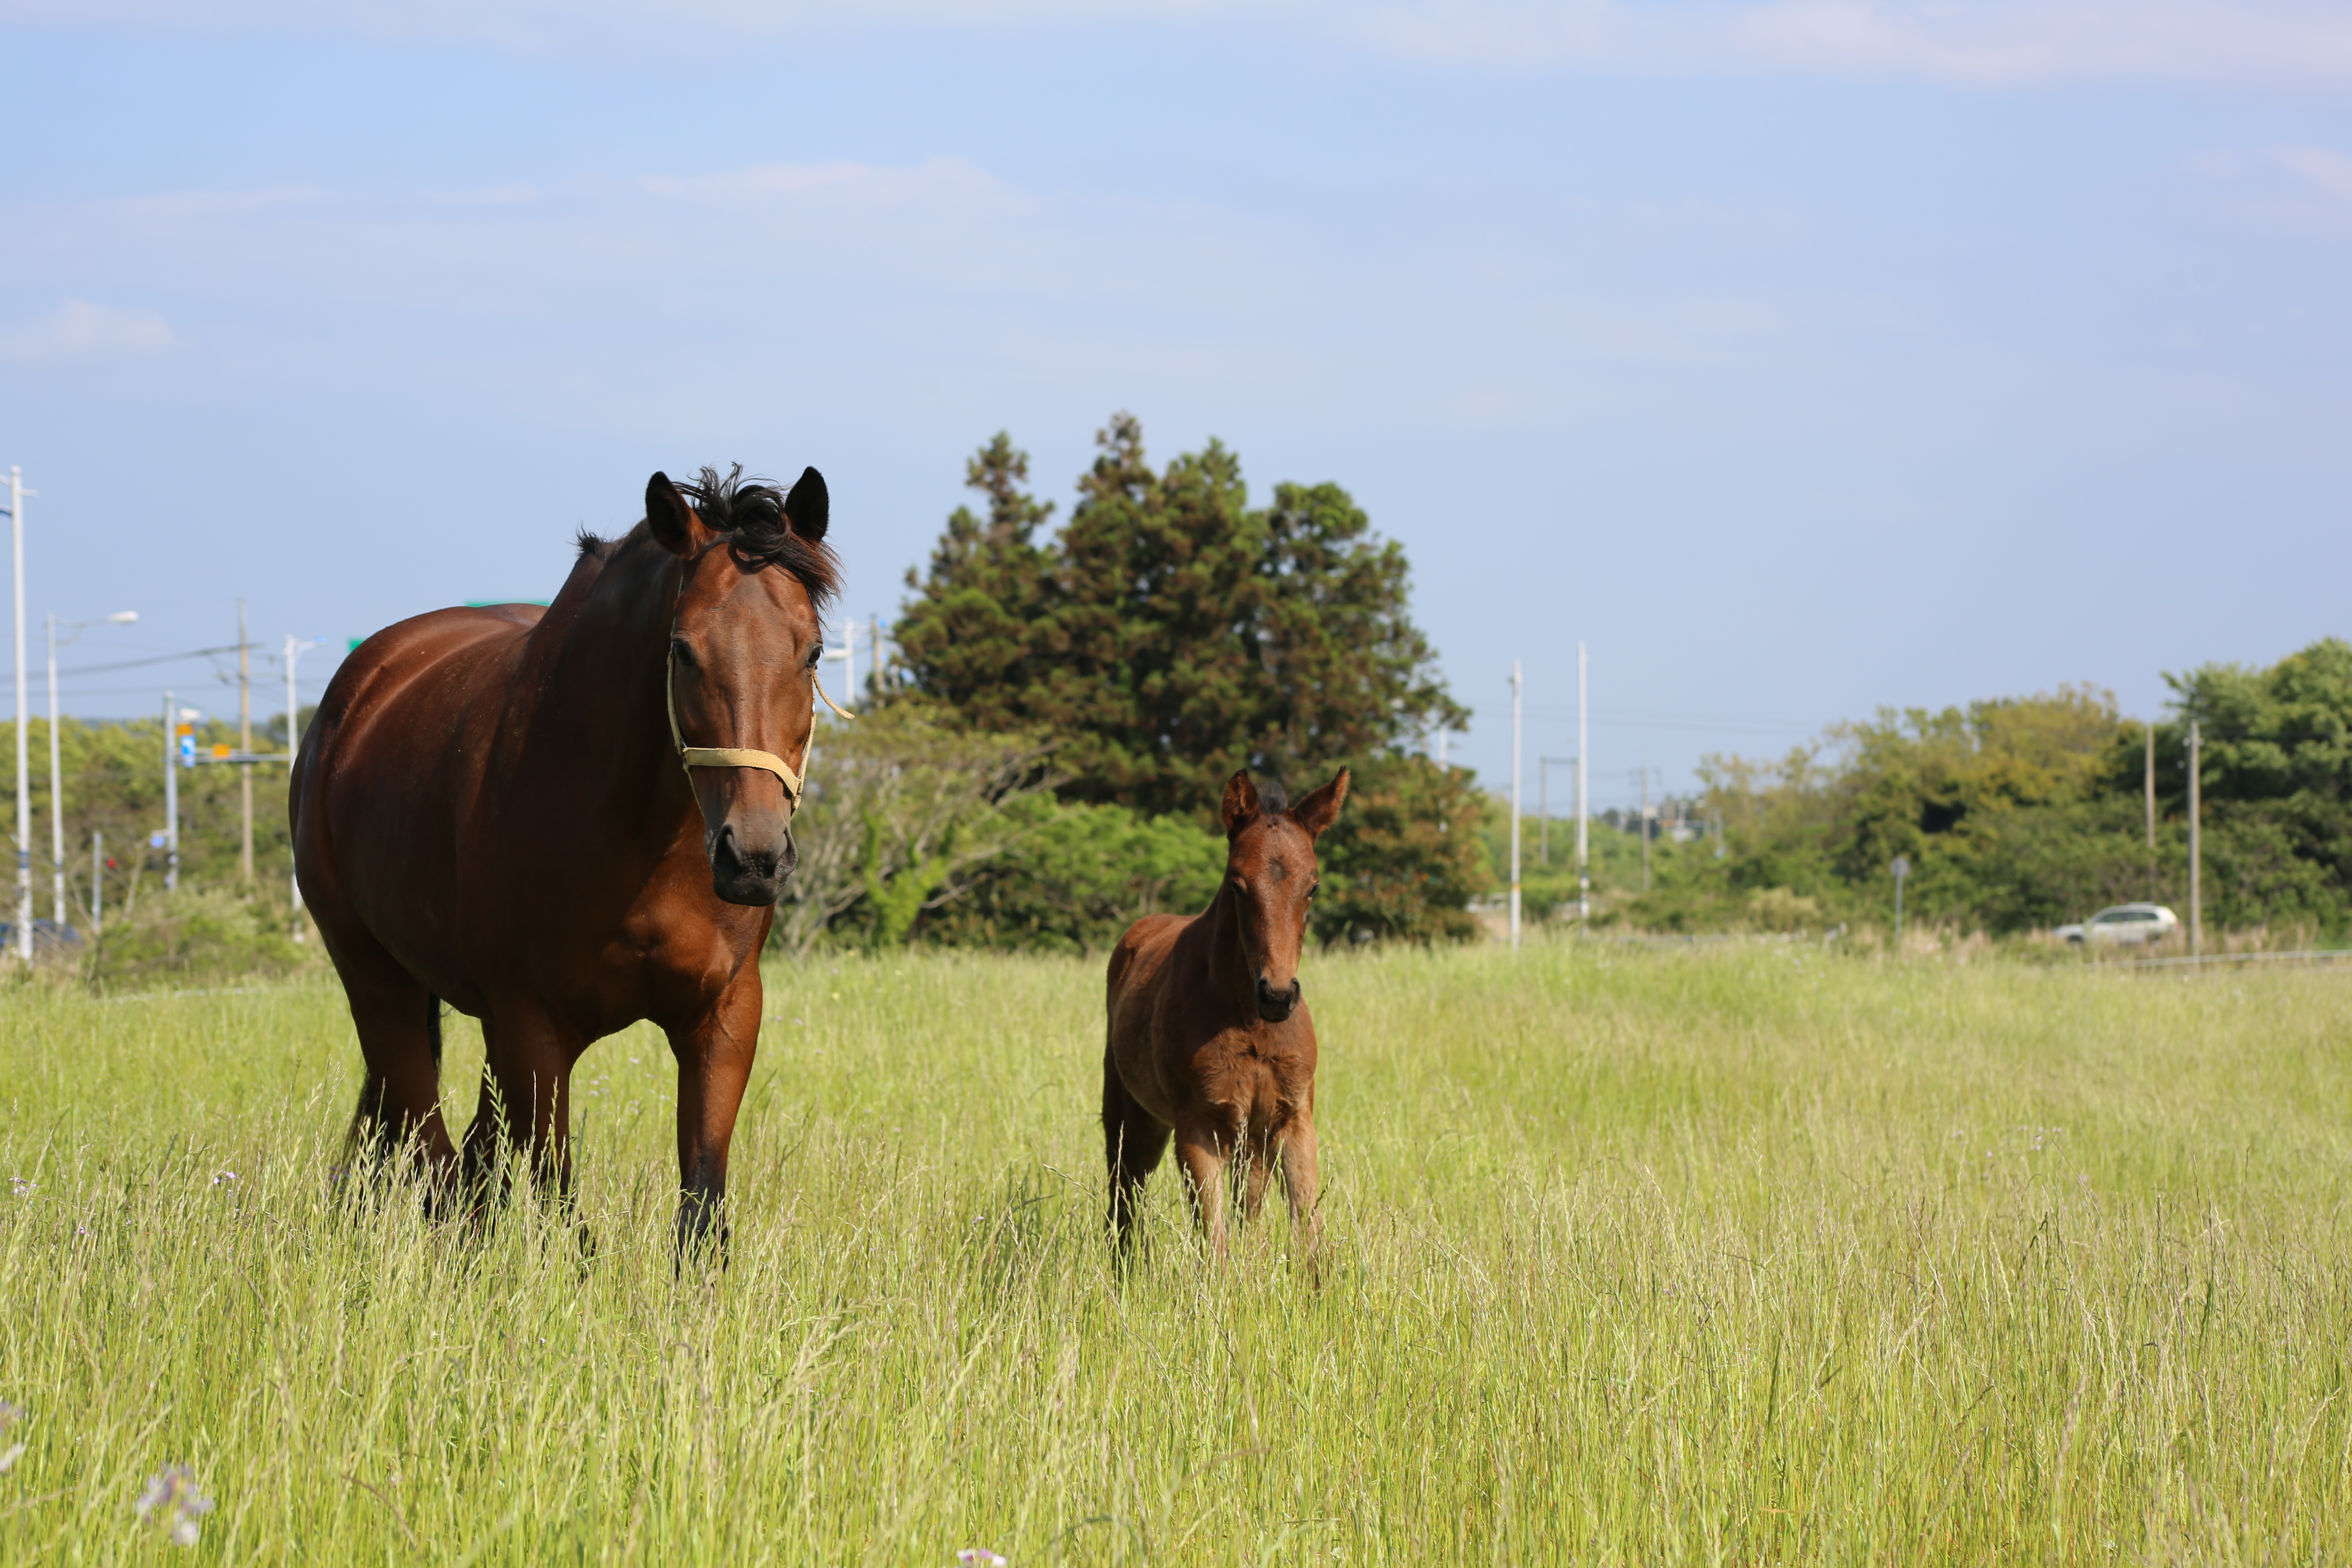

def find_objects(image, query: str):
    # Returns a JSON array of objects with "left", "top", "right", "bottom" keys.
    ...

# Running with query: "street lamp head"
[{"left": 107, "top": 611, "right": 138, "bottom": 623}]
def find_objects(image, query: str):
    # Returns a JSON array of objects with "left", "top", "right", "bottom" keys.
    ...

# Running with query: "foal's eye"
[
  {"left": 669, "top": 639, "right": 698, "bottom": 669},
  {"left": 1308, "top": 882, "right": 1319, "bottom": 901}
]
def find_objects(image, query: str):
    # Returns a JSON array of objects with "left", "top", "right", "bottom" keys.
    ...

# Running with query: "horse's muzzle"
[
  {"left": 1254, "top": 976, "right": 1301, "bottom": 1023},
  {"left": 710, "top": 821, "right": 795, "bottom": 906}
]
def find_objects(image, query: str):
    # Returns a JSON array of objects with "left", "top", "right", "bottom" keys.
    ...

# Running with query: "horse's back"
[
  {"left": 294, "top": 604, "right": 545, "bottom": 993},
  {"left": 1107, "top": 912, "right": 1189, "bottom": 1007}
]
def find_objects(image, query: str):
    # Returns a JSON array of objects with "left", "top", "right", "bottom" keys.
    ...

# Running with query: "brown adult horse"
[
  {"left": 1102, "top": 768, "right": 1349, "bottom": 1266},
  {"left": 291, "top": 466, "right": 840, "bottom": 1254}
]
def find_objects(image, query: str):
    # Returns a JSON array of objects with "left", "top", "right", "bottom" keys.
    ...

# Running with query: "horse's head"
[
  {"left": 1219, "top": 767, "right": 1350, "bottom": 1022},
  {"left": 650, "top": 465, "right": 838, "bottom": 907}
]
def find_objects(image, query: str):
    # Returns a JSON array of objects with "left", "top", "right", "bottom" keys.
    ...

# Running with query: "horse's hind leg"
[
  {"left": 324, "top": 933, "right": 456, "bottom": 1200},
  {"left": 1102, "top": 1053, "right": 1169, "bottom": 1254}
]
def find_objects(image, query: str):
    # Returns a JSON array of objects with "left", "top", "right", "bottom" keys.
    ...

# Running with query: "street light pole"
[
  {"left": 48, "top": 609, "right": 137, "bottom": 925},
  {"left": 1509, "top": 659, "right": 1523, "bottom": 949},
  {"left": 46, "top": 614, "right": 60, "bottom": 923},
  {"left": 163, "top": 690, "right": 180, "bottom": 892},
  {"left": 1576, "top": 640, "right": 1589, "bottom": 925},
  {"left": 9, "top": 467, "right": 29, "bottom": 961}
]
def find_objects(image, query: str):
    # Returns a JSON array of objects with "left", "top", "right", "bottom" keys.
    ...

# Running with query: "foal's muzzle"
[{"left": 1255, "top": 976, "right": 1301, "bottom": 1023}]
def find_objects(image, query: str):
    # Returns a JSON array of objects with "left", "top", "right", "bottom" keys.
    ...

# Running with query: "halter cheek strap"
[{"left": 665, "top": 561, "right": 858, "bottom": 804}]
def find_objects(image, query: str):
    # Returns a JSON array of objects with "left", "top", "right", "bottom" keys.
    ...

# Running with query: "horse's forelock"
[{"left": 678, "top": 463, "right": 842, "bottom": 615}]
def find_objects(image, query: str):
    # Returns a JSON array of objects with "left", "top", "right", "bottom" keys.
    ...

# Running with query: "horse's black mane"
[
  {"left": 575, "top": 464, "right": 841, "bottom": 613},
  {"left": 1257, "top": 779, "right": 1289, "bottom": 816}
]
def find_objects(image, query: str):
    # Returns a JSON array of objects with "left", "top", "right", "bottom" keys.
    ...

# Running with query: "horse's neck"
[
  {"left": 533, "top": 537, "right": 682, "bottom": 800},
  {"left": 1201, "top": 882, "right": 1256, "bottom": 1009}
]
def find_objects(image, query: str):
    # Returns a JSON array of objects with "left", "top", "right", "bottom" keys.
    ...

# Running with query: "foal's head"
[
  {"left": 1219, "top": 768, "right": 1351, "bottom": 1022},
  {"left": 650, "top": 465, "right": 838, "bottom": 906}
]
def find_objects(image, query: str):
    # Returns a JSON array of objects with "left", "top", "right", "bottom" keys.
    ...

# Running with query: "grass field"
[{"left": 2, "top": 938, "right": 2350, "bottom": 1564}]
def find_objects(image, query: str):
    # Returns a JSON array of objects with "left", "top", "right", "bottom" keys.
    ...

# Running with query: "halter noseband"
[{"left": 667, "top": 552, "right": 855, "bottom": 806}]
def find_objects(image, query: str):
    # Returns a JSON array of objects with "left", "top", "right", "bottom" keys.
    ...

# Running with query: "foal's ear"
[
  {"left": 784, "top": 466, "right": 829, "bottom": 541},
  {"left": 645, "top": 472, "right": 707, "bottom": 557},
  {"left": 1294, "top": 768, "right": 1351, "bottom": 839},
  {"left": 1220, "top": 770, "right": 1262, "bottom": 837}
]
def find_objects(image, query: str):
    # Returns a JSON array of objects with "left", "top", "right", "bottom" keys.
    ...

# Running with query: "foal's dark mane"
[{"left": 575, "top": 463, "right": 841, "bottom": 614}]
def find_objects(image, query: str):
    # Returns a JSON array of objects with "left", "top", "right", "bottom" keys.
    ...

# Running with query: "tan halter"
[{"left": 666, "top": 557, "right": 855, "bottom": 804}]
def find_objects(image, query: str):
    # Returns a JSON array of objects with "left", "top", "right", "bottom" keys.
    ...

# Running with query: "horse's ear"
[
  {"left": 1220, "top": 770, "right": 1261, "bottom": 837},
  {"left": 1294, "top": 768, "right": 1350, "bottom": 839},
  {"left": 784, "top": 466, "right": 829, "bottom": 541},
  {"left": 646, "top": 472, "right": 706, "bottom": 556}
]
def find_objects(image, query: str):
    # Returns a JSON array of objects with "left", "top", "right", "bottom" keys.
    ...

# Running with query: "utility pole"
[
  {"left": 91, "top": 831, "right": 102, "bottom": 934},
  {"left": 1634, "top": 765, "right": 1654, "bottom": 893},
  {"left": 2187, "top": 721, "right": 2202, "bottom": 958},
  {"left": 1575, "top": 640, "right": 1589, "bottom": 924},
  {"left": 2144, "top": 720, "right": 2157, "bottom": 901},
  {"left": 9, "top": 467, "right": 29, "bottom": 961},
  {"left": 869, "top": 612, "right": 882, "bottom": 702},
  {"left": 163, "top": 691, "right": 180, "bottom": 892},
  {"left": 823, "top": 619, "right": 856, "bottom": 713},
  {"left": 1509, "top": 659, "right": 1523, "bottom": 949},
  {"left": 238, "top": 600, "right": 254, "bottom": 885}
]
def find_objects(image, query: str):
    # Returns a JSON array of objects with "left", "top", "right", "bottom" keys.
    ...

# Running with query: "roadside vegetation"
[
  {"left": 3, "top": 939, "right": 2348, "bottom": 1561},
  {"left": 1504, "top": 638, "right": 2352, "bottom": 943}
]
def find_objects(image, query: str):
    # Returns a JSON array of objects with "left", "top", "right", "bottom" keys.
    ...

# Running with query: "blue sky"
[{"left": 3, "top": 1, "right": 2348, "bottom": 812}]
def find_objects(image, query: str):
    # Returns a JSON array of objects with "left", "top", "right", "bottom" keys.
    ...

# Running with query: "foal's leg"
[
  {"left": 1279, "top": 1112, "right": 1325, "bottom": 1277},
  {"left": 1174, "top": 1124, "right": 1233, "bottom": 1261},
  {"left": 1102, "top": 1054, "right": 1170, "bottom": 1253},
  {"left": 666, "top": 977, "right": 763, "bottom": 1265},
  {"left": 1239, "top": 1134, "right": 1274, "bottom": 1224}
]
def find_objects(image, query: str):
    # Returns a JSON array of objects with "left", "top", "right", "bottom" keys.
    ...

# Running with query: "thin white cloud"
[
  {"left": 8, "top": 0, "right": 2352, "bottom": 85},
  {"left": 0, "top": 298, "right": 176, "bottom": 365},
  {"left": 1348, "top": 0, "right": 2352, "bottom": 86},
  {"left": 2272, "top": 145, "right": 2352, "bottom": 200}
]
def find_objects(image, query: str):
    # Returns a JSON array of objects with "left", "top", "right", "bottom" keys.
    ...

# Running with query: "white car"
[{"left": 2054, "top": 903, "right": 2180, "bottom": 945}]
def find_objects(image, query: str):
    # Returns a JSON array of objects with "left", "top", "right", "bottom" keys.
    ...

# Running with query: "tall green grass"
[{"left": 2, "top": 940, "right": 2349, "bottom": 1563}]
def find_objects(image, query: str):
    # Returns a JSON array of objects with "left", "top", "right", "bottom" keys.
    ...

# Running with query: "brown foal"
[{"left": 1102, "top": 767, "right": 1350, "bottom": 1265}]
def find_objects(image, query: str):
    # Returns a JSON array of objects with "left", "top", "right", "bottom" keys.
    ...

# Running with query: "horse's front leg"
[
  {"left": 466, "top": 1006, "right": 580, "bottom": 1209},
  {"left": 665, "top": 976, "right": 762, "bottom": 1267},
  {"left": 1279, "top": 1111, "right": 1324, "bottom": 1281},
  {"left": 1174, "top": 1125, "right": 1232, "bottom": 1262}
]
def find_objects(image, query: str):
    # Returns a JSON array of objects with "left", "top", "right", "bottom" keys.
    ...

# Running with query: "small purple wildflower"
[
  {"left": 0, "top": 1399, "right": 24, "bottom": 1475},
  {"left": 134, "top": 1464, "right": 215, "bottom": 1546},
  {"left": 957, "top": 1551, "right": 1009, "bottom": 1567}
]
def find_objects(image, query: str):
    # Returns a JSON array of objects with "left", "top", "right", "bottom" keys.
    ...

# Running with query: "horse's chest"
[{"left": 1194, "top": 1038, "right": 1307, "bottom": 1132}]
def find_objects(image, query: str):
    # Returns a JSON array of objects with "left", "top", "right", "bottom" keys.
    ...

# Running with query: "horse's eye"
[
  {"left": 1308, "top": 882, "right": 1319, "bottom": 901},
  {"left": 670, "top": 639, "right": 698, "bottom": 670}
]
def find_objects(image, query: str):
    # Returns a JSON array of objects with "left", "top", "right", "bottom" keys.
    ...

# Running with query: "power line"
[{"left": 0, "top": 641, "right": 263, "bottom": 684}]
